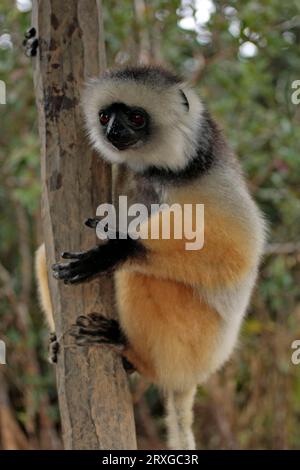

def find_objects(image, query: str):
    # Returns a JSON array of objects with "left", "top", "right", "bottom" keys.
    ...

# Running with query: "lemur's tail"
[
  {"left": 166, "top": 386, "right": 197, "bottom": 450},
  {"left": 35, "top": 243, "right": 55, "bottom": 331}
]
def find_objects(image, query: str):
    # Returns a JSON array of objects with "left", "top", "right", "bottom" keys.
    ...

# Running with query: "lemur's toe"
[
  {"left": 23, "top": 28, "right": 38, "bottom": 57},
  {"left": 70, "top": 313, "right": 126, "bottom": 348},
  {"left": 48, "top": 333, "right": 59, "bottom": 364},
  {"left": 75, "top": 315, "right": 91, "bottom": 327},
  {"left": 122, "top": 357, "right": 136, "bottom": 374},
  {"left": 24, "top": 27, "right": 36, "bottom": 39},
  {"left": 84, "top": 217, "right": 100, "bottom": 229}
]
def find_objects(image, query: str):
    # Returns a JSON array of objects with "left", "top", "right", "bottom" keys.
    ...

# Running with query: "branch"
[{"left": 31, "top": 0, "right": 136, "bottom": 449}]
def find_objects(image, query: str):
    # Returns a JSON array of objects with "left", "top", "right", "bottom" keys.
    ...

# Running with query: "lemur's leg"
[
  {"left": 166, "top": 387, "right": 197, "bottom": 450},
  {"left": 35, "top": 244, "right": 60, "bottom": 363},
  {"left": 23, "top": 27, "right": 39, "bottom": 57}
]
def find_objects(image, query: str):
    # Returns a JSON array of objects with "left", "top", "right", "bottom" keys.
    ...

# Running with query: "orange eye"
[
  {"left": 129, "top": 113, "right": 145, "bottom": 127},
  {"left": 99, "top": 113, "right": 110, "bottom": 125}
]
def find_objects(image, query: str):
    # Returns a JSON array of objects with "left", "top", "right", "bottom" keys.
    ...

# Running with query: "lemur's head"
[{"left": 82, "top": 66, "right": 205, "bottom": 173}]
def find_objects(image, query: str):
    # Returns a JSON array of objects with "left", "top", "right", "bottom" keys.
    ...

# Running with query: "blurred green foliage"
[{"left": 0, "top": 0, "right": 299, "bottom": 450}]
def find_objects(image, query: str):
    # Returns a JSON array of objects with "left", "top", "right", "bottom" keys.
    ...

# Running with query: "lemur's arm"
[{"left": 52, "top": 207, "right": 255, "bottom": 288}]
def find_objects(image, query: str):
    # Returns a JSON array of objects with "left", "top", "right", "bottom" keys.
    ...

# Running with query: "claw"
[
  {"left": 69, "top": 325, "right": 80, "bottom": 337},
  {"left": 76, "top": 315, "right": 91, "bottom": 327},
  {"left": 52, "top": 263, "right": 61, "bottom": 271},
  {"left": 68, "top": 273, "right": 92, "bottom": 284},
  {"left": 89, "top": 312, "right": 101, "bottom": 322},
  {"left": 61, "top": 250, "right": 90, "bottom": 260}
]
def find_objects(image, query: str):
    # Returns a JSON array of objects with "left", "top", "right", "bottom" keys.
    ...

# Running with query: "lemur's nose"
[{"left": 106, "top": 118, "right": 132, "bottom": 149}]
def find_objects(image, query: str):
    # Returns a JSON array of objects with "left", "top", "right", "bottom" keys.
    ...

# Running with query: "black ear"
[{"left": 179, "top": 89, "right": 189, "bottom": 111}]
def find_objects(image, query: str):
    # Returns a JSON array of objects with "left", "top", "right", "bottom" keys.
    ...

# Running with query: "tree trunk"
[{"left": 32, "top": 0, "right": 137, "bottom": 450}]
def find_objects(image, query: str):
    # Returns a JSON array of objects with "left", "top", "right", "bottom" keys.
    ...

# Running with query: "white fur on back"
[{"left": 82, "top": 76, "right": 204, "bottom": 172}]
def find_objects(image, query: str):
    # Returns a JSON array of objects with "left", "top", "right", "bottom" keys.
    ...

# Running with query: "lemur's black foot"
[
  {"left": 48, "top": 332, "right": 59, "bottom": 364},
  {"left": 70, "top": 313, "right": 135, "bottom": 373},
  {"left": 70, "top": 313, "right": 126, "bottom": 350},
  {"left": 23, "top": 27, "right": 38, "bottom": 57}
]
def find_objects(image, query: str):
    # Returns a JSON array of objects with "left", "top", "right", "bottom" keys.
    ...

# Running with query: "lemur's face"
[
  {"left": 98, "top": 102, "right": 149, "bottom": 151},
  {"left": 82, "top": 67, "right": 204, "bottom": 172}
]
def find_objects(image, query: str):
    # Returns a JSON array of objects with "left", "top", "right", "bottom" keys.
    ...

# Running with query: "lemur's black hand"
[
  {"left": 23, "top": 27, "right": 39, "bottom": 57},
  {"left": 52, "top": 246, "right": 108, "bottom": 284},
  {"left": 52, "top": 237, "right": 146, "bottom": 285}
]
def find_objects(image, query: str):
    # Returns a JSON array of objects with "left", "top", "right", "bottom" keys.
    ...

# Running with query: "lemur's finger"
[
  {"left": 52, "top": 262, "right": 67, "bottom": 271},
  {"left": 61, "top": 251, "right": 88, "bottom": 260},
  {"left": 52, "top": 262, "right": 82, "bottom": 280},
  {"left": 24, "top": 27, "right": 36, "bottom": 39},
  {"left": 52, "top": 267, "right": 62, "bottom": 279},
  {"left": 87, "top": 313, "right": 113, "bottom": 328},
  {"left": 75, "top": 315, "right": 91, "bottom": 327},
  {"left": 88, "top": 312, "right": 106, "bottom": 322},
  {"left": 24, "top": 38, "right": 38, "bottom": 57},
  {"left": 77, "top": 326, "right": 108, "bottom": 336},
  {"left": 52, "top": 261, "right": 77, "bottom": 273},
  {"left": 53, "top": 268, "right": 79, "bottom": 281},
  {"left": 25, "top": 46, "right": 37, "bottom": 58},
  {"left": 64, "top": 272, "right": 94, "bottom": 285},
  {"left": 72, "top": 332, "right": 124, "bottom": 348},
  {"left": 76, "top": 315, "right": 109, "bottom": 328},
  {"left": 84, "top": 218, "right": 100, "bottom": 229}
]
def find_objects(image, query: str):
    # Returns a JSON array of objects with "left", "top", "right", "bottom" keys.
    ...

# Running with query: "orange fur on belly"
[{"left": 115, "top": 270, "right": 222, "bottom": 390}]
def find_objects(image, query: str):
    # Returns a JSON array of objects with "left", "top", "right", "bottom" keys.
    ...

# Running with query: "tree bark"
[{"left": 32, "top": 0, "right": 137, "bottom": 450}]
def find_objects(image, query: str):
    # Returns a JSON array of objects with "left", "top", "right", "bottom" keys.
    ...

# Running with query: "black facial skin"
[{"left": 99, "top": 103, "right": 150, "bottom": 151}]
